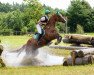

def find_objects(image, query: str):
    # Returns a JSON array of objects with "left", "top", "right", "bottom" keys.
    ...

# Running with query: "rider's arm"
[{"left": 38, "top": 20, "right": 42, "bottom": 25}]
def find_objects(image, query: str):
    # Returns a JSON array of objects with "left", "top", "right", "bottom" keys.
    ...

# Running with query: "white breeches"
[{"left": 36, "top": 24, "right": 42, "bottom": 34}]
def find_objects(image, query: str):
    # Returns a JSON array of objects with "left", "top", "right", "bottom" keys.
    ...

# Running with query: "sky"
[{"left": 0, "top": 0, "right": 94, "bottom": 10}]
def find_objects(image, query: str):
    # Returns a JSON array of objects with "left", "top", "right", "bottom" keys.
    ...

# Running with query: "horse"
[
  {"left": 26, "top": 13, "right": 66, "bottom": 50},
  {"left": 1, "top": 13, "right": 67, "bottom": 67}
]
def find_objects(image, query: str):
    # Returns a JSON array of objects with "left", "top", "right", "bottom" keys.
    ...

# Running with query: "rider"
[{"left": 36, "top": 9, "right": 51, "bottom": 42}]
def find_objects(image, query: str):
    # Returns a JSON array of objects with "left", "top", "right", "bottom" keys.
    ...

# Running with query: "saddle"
[{"left": 33, "top": 29, "right": 45, "bottom": 41}]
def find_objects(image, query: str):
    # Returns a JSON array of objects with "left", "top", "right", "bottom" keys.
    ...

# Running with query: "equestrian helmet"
[
  {"left": 45, "top": 10, "right": 51, "bottom": 14},
  {"left": 56, "top": 11, "right": 60, "bottom": 15}
]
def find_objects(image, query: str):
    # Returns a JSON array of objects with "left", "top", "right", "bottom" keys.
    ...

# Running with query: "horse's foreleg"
[{"left": 55, "top": 34, "right": 62, "bottom": 45}]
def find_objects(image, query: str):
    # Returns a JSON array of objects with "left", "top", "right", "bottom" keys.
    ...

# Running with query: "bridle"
[{"left": 58, "top": 13, "right": 67, "bottom": 22}]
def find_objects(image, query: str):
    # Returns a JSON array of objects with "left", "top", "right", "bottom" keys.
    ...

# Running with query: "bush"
[
  {"left": 1, "top": 29, "right": 13, "bottom": 35},
  {"left": 27, "top": 20, "right": 36, "bottom": 32},
  {"left": 56, "top": 22, "right": 65, "bottom": 32},
  {"left": 21, "top": 26, "right": 28, "bottom": 35}
]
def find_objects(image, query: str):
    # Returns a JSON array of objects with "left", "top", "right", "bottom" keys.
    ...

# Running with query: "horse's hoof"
[{"left": 47, "top": 42, "right": 53, "bottom": 46}]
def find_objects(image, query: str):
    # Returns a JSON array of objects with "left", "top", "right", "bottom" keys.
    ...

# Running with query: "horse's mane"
[{"left": 45, "top": 14, "right": 57, "bottom": 28}]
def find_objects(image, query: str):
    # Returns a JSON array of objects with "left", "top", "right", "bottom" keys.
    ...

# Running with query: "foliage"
[
  {"left": 67, "top": 0, "right": 93, "bottom": 32},
  {"left": 0, "top": 0, "right": 94, "bottom": 35},
  {"left": 2, "top": 10, "right": 23, "bottom": 35},
  {"left": 0, "top": 0, "right": 54, "bottom": 35},
  {"left": 21, "top": 26, "right": 28, "bottom": 34},
  {"left": 27, "top": 20, "right": 36, "bottom": 32},
  {"left": 0, "top": 2, "right": 12, "bottom": 13},
  {"left": 56, "top": 22, "right": 66, "bottom": 33},
  {"left": 0, "top": 2, "right": 27, "bottom": 13},
  {"left": 0, "top": 29, "right": 13, "bottom": 35},
  {"left": 76, "top": 24, "right": 84, "bottom": 34}
]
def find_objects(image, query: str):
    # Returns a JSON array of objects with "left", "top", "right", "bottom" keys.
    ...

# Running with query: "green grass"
[
  {"left": 0, "top": 65, "right": 94, "bottom": 75},
  {"left": 0, "top": 35, "right": 30, "bottom": 48},
  {"left": 0, "top": 35, "right": 94, "bottom": 75}
]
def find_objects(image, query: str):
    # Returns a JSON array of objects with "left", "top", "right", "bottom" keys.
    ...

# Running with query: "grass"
[
  {"left": 0, "top": 35, "right": 94, "bottom": 75},
  {"left": 0, "top": 65, "right": 94, "bottom": 75}
]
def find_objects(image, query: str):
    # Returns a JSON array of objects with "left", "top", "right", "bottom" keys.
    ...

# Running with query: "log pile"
[
  {"left": 63, "top": 34, "right": 94, "bottom": 46},
  {"left": 49, "top": 46, "right": 89, "bottom": 50},
  {"left": 63, "top": 48, "right": 94, "bottom": 66}
]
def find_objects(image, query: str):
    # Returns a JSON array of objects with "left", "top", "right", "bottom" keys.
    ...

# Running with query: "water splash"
[{"left": 1, "top": 44, "right": 65, "bottom": 67}]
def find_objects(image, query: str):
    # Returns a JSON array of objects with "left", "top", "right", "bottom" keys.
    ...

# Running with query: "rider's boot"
[{"left": 37, "top": 33, "right": 42, "bottom": 44}]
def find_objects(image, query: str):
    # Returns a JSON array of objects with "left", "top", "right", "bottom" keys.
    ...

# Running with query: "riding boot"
[{"left": 37, "top": 34, "right": 42, "bottom": 44}]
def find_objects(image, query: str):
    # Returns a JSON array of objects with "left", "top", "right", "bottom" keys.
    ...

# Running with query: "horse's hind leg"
[{"left": 55, "top": 34, "right": 62, "bottom": 45}]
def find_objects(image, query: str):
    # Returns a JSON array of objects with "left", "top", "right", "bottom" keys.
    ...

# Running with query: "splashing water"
[{"left": 1, "top": 43, "right": 65, "bottom": 67}]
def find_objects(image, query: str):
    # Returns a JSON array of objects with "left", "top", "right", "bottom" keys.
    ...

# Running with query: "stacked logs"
[
  {"left": 63, "top": 34, "right": 94, "bottom": 46},
  {"left": 63, "top": 48, "right": 94, "bottom": 66}
]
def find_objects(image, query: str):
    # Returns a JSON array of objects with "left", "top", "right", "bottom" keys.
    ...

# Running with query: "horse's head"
[
  {"left": 45, "top": 12, "right": 66, "bottom": 27},
  {"left": 55, "top": 12, "right": 66, "bottom": 23}
]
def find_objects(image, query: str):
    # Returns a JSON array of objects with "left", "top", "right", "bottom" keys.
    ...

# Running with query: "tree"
[
  {"left": 0, "top": 0, "right": 69, "bottom": 35},
  {"left": 67, "top": 0, "right": 92, "bottom": 32},
  {"left": 3, "top": 10, "right": 23, "bottom": 35},
  {"left": 27, "top": 20, "right": 36, "bottom": 32},
  {"left": 85, "top": 8, "right": 94, "bottom": 32},
  {"left": 0, "top": 2, "right": 12, "bottom": 12},
  {"left": 22, "top": 0, "right": 45, "bottom": 32}
]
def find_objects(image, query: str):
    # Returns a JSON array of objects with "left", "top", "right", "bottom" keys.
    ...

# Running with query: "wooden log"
[
  {"left": 70, "top": 48, "right": 94, "bottom": 65},
  {"left": 71, "top": 50, "right": 77, "bottom": 65},
  {"left": 64, "top": 34, "right": 93, "bottom": 41},
  {"left": 49, "top": 46, "right": 89, "bottom": 50},
  {"left": 63, "top": 55, "right": 93, "bottom": 66},
  {"left": 63, "top": 34, "right": 94, "bottom": 46},
  {"left": 71, "top": 50, "right": 79, "bottom": 58},
  {"left": 71, "top": 48, "right": 94, "bottom": 58}
]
